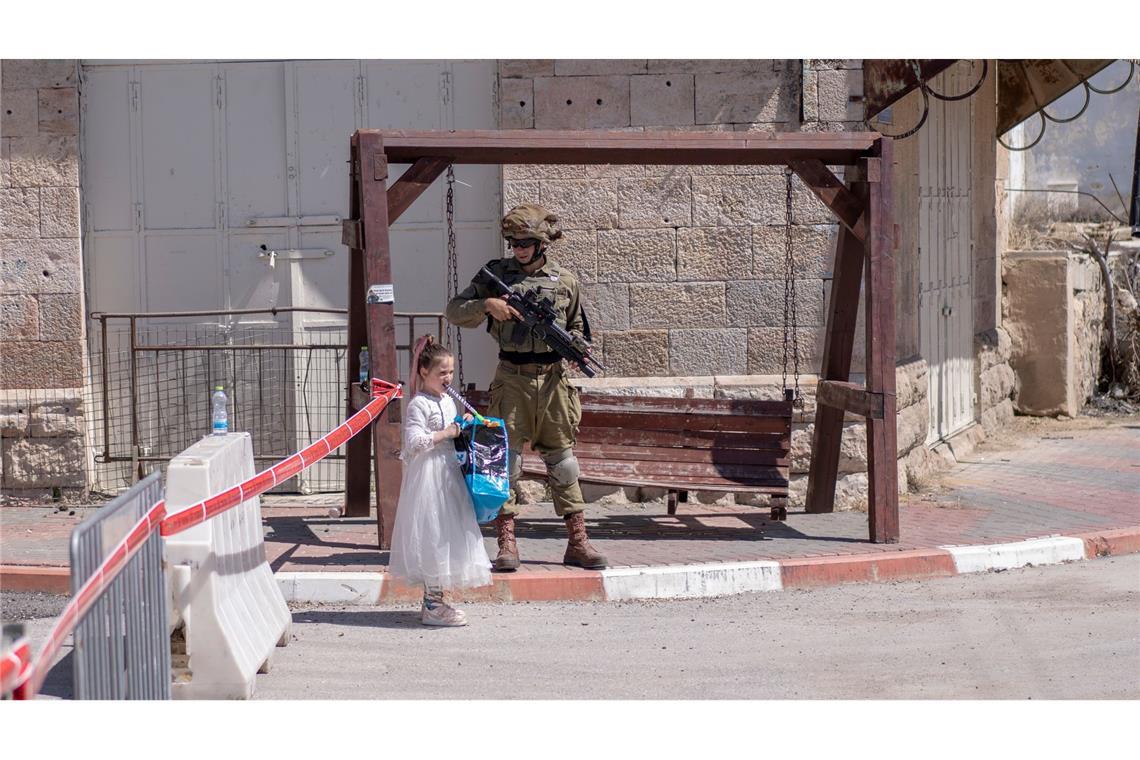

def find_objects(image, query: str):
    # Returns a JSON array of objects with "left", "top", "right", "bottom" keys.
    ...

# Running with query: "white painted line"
[
  {"left": 276, "top": 571, "right": 384, "bottom": 605},
  {"left": 942, "top": 536, "right": 1086, "bottom": 574},
  {"left": 601, "top": 561, "right": 783, "bottom": 600}
]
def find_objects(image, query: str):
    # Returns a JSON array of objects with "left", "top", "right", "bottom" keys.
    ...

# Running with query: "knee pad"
[
  {"left": 541, "top": 448, "right": 580, "bottom": 487},
  {"left": 508, "top": 449, "right": 523, "bottom": 480}
]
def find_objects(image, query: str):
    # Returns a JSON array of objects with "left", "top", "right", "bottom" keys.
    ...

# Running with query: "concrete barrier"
[{"left": 164, "top": 433, "right": 291, "bottom": 699}]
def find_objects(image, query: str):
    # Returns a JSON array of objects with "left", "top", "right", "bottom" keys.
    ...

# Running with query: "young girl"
[{"left": 387, "top": 335, "right": 492, "bottom": 626}]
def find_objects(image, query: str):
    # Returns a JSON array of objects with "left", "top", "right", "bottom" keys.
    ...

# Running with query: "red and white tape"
[{"left": 1, "top": 639, "right": 30, "bottom": 697}]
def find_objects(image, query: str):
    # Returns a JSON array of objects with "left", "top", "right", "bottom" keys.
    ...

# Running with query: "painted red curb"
[
  {"left": 1071, "top": 527, "right": 1140, "bottom": 558},
  {"left": 778, "top": 549, "right": 958, "bottom": 589},
  {"left": 380, "top": 569, "right": 605, "bottom": 603},
  {"left": 0, "top": 565, "right": 71, "bottom": 594}
]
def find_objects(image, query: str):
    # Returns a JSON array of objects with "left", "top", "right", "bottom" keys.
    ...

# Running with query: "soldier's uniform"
[{"left": 445, "top": 204, "right": 606, "bottom": 571}]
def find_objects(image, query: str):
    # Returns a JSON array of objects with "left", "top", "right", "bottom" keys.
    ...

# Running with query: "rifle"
[{"left": 479, "top": 265, "right": 606, "bottom": 378}]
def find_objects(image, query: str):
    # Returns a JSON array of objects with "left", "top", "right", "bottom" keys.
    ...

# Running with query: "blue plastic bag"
[{"left": 453, "top": 415, "right": 510, "bottom": 524}]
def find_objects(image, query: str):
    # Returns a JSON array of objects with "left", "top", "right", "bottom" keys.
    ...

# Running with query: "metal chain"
[
  {"left": 445, "top": 165, "right": 464, "bottom": 389},
  {"left": 782, "top": 168, "right": 802, "bottom": 407}
]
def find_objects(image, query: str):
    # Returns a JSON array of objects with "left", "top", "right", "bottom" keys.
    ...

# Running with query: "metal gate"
[
  {"left": 919, "top": 61, "right": 977, "bottom": 442},
  {"left": 80, "top": 60, "right": 502, "bottom": 491}
]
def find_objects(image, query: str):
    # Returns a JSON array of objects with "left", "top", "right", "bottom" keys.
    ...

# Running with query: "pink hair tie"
[{"left": 408, "top": 335, "right": 433, "bottom": 397}]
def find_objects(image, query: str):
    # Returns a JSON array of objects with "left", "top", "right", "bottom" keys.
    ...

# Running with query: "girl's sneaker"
[{"left": 421, "top": 602, "right": 467, "bottom": 627}]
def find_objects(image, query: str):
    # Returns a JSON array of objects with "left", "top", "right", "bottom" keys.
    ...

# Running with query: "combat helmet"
[{"left": 500, "top": 204, "right": 563, "bottom": 250}]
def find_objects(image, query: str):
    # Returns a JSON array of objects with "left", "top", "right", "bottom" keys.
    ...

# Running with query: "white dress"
[{"left": 387, "top": 391, "right": 492, "bottom": 590}]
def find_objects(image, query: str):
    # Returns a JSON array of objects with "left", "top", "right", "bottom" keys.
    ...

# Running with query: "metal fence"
[
  {"left": 85, "top": 309, "right": 444, "bottom": 495},
  {"left": 69, "top": 472, "right": 169, "bottom": 699}
]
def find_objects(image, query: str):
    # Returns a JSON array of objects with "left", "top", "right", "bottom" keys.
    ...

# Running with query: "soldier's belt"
[{"left": 498, "top": 361, "right": 558, "bottom": 377}]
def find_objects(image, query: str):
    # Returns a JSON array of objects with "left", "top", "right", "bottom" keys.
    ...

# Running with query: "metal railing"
[{"left": 69, "top": 472, "right": 170, "bottom": 699}]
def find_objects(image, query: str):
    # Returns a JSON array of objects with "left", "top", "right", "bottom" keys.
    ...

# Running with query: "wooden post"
[
  {"left": 864, "top": 137, "right": 899, "bottom": 543},
  {"left": 805, "top": 172, "right": 869, "bottom": 514},
  {"left": 342, "top": 137, "right": 372, "bottom": 518},
  {"left": 357, "top": 132, "right": 402, "bottom": 549}
]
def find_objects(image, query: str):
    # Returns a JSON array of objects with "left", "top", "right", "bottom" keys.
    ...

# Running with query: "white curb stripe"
[
  {"left": 276, "top": 571, "right": 384, "bottom": 604},
  {"left": 601, "top": 561, "right": 783, "bottom": 600},
  {"left": 942, "top": 536, "right": 1086, "bottom": 574}
]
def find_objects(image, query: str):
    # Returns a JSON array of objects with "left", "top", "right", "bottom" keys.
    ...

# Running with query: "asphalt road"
[{"left": 8, "top": 554, "right": 1139, "bottom": 700}]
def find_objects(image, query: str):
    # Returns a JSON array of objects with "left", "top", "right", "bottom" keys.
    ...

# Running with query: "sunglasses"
[{"left": 508, "top": 239, "right": 538, "bottom": 249}]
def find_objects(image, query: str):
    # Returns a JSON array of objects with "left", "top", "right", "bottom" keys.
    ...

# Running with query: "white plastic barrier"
[{"left": 163, "top": 433, "right": 291, "bottom": 699}]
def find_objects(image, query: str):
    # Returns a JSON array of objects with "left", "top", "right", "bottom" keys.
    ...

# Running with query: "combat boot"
[
  {"left": 493, "top": 512, "right": 520, "bottom": 572},
  {"left": 562, "top": 512, "right": 608, "bottom": 569}
]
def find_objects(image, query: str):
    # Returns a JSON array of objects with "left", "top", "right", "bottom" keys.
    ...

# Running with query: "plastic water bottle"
[
  {"left": 358, "top": 346, "right": 369, "bottom": 386},
  {"left": 211, "top": 385, "right": 228, "bottom": 436}
]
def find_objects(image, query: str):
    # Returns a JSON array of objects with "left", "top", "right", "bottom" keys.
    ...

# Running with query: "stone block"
[
  {"left": 806, "top": 60, "right": 862, "bottom": 70},
  {"left": 1, "top": 60, "right": 77, "bottom": 90},
  {"left": 541, "top": 179, "right": 619, "bottom": 230},
  {"left": 37, "top": 87, "right": 78, "bottom": 136},
  {"left": 801, "top": 70, "right": 820, "bottom": 123},
  {"left": 503, "top": 180, "right": 541, "bottom": 211},
  {"left": 506, "top": 163, "right": 646, "bottom": 181},
  {"left": 514, "top": 477, "right": 549, "bottom": 505},
  {"left": 787, "top": 471, "right": 868, "bottom": 511},
  {"left": 791, "top": 176, "right": 835, "bottom": 224},
  {"left": 895, "top": 357, "right": 928, "bottom": 410},
  {"left": 979, "top": 398, "right": 1014, "bottom": 435},
  {"left": 669, "top": 328, "right": 747, "bottom": 375},
  {"left": 617, "top": 177, "right": 692, "bottom": 228},
  {"left": 0, "top": 340, "right": 84, "bottom": 389},
  {"left": 693, "top": 175, "right": 784, "bottom": 226},
  {"left": 597, "top": 228, "right": 675, "bottom": 282},
  {"left": 550, "top": 229, "right": 597, "bottom": 283},
  {"left": 647, "top": 60, "right": 774, "bottom": 74},
  {"left": 1, "top": 137, "right": 10, "bottom": 188},
  {"left": 0, "top": 393, "right": 31, "bottom": 436},
  {"left": 582, "top": 283, "right": 629, "bottom": 332},
  {"left": 554, "top": 60, "right": 649, "bottom": 76},
  {"left": 1, "top": 88, "right": 38, "bottom": 138},
  {"left": 979, "top": 362, "right": 1016, "bottom": 412},
  {"left": 29, "top": 394, "right": 83, "bottom": 437},
  {"left": 39, "top": 185, "right": 79, "bottom": 238},
  {"left": 580, "top": 482, "right": 629, "bottom": 505},
  {"left": 903, "top": 444, "right": 946, "bottom": 490},
  {"left": 1, "top": 435, "right": 86, "bottom": 488},
  {"left": 37, "top": 293, "right": 82, "bottom": 340},
  {"left": 533, "top": 76, "right": 631, "bottom": 129},
  {"left": 1, "top": 187, "right": 39, "bottom": 238},
  {"left": 695, "top": 69, "right": 799, "bottom": 125},
  {"left": 630, "top": 283, "right": 725, "bottom": 329},
  {"left": 602, "top": 330, "right": 670, "bottom": 377},
  {"left": 499, "top": 77, "right": 534, "bottom": 129},
  {"left": 747, "top": 326, "right": 822, "bottom": 374},
  {"left": 499, "top": 61, "right": 555, "bottom": 78},
  {"left": 0, "top": 294, "right": 38, "bottom": 340},
  {"left": 0, "top": 237, "right": 83, "bottom": 295},
  {"left": 790, "top": 420, "right": 867, "bottom": 475},
  {"left": 895, "top": 395, "right": 929, "bottom": 455},
  {"left": 726, "top": 279, "right": 824, "bottom": 328},
  {"left": 7, "top": 135, "right": 79, "bottom": 187},
  {"left": 975, "top": 326, "right": 1012, "bottom": 372},
  {"left": 817, "top": 69, "right": 864, "bottom": 123},
  {"left": 676, "top": 226, "right": 743, "bottom": 281},
  {"left": 630, "top": 74, "right": 695, "bottom": 127},
  {"left": 753, "top": 223, "right": 836, "bottom": 279}
]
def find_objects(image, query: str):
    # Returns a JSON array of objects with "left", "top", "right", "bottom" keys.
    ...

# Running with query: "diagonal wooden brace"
[{"left": 788, "top": 159, "right": 867, "bottom": 243}]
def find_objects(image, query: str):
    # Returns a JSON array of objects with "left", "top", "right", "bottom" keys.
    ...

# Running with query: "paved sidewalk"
[{"left": 2, "top": 416, "right": 1138, "bottom": 601}]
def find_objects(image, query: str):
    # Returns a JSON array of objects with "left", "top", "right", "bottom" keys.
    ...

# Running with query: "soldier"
[{"left": 445, "top": 204, "right": 607, "bottom": 572}]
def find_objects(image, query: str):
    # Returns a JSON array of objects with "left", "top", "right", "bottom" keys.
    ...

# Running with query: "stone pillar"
[{"left": 1, "top": 59, "right": 90, "bottom": 500}]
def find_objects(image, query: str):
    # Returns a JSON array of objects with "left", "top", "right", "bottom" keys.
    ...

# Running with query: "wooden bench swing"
[{"left": 340, "top": 129, "right": 899, "bottom": 550}]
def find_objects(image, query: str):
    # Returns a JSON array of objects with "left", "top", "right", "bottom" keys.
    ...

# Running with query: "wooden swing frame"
[{"left": 340, "top": 129, "right": 898, "bottom": 548}]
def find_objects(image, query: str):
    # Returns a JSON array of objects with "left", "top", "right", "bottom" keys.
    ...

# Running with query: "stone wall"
[{"left": 1, "top": 59, "right": 89, "bottom": 499}]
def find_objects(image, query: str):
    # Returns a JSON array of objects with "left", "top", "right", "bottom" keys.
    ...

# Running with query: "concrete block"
[
  {"left": 597, "top": 228, "right": 675, "bottom": 282},
  {"left": 499, "top": 60, "right": 555, "bottom": 78},
  {"left": 37, "top": 292, "right": 82, "bottom": 341},
  {"left": 1, "top": 187, "right": 40, "bottom": 238},
  {"left": 676, "top": 226, "right": 744, "bottom": 281},
  {"left": 581, "top": 283, "right": 629, "bottom": 331},
  {"left": 631, "top": 74, "right": 695, "bottom": 127},
  {"left": 1, "top": 60, "right": 77, "bottom": 90},
  {"left": 669, "top": 328, "right": 747, "bottom": 375},
  {"left": 695, "top": 69, "right": 799, "bottom": 125},
  {"left": 0, "top": 294, "right": 39, "bottom": 340},
  {"left": 541, "top": 179, "right": 619, "bottom": 230},
  {"left": 534, "top": 76, "right": 630, "bottom": 129},
  {"left": 499, "top": 77, "right": 534, "bottom": 129},
  {"left": 7, "top": 135, "right": 79, "bottom": 187},
  {"left": 551, "top": 229, "right": 597, "bottom": 283},
  {"left": 753, "top": 223, "right": 836, "bottom": 279},
  {"left": 0, "top": 340, "right": 84, "bottom": 389},
  {"left": 1, "top": 88, "right": 38, "bottom": 138},
  {"left": 1, "top": 435, "right": 85, "bottom": 487},
  {"left": 747, "top": 326, "right": 822, "bottom": 374},
  {"left": 554, "top": 60, "right": 648, "bottom": 76},
  {"left": 693, "top": 175, "right": 784, "bottom": 226},
  {"left": 29, "top": 394, "right": 83, "bottom": 437},
  {"left": 946, "top": 537, "right": 1085, "bottom": 574},
  {"left": 37, "top": 87, "right": 78, "bottom": 136},
  {"left": 39, "top": 185, "right": 79, "bottom": 238},
  {"left": 617, "top": 176, "right": 691, "bottom": 229},
  {"left": 726, "top": 279, "right": 825, "bottom": 328},
  {"left": 630, "top": 283, "right": 725, "bottom": 328},
  {"left": 0, "top": 237, "right": 83, "bottom": 295},
  {"left": 647, "top": 60, "right": 774, "bottom": 74},
  {"left": 601, "top": 330, "right": 670, "bottom": 377}
]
